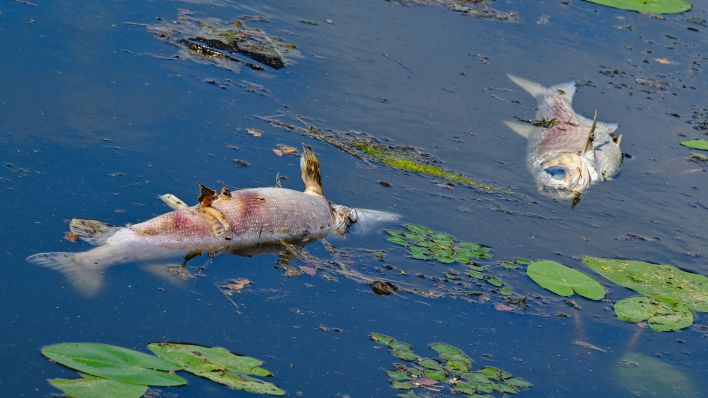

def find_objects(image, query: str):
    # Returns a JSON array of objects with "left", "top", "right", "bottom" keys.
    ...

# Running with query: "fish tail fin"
[
  {"left": 300, "top": 144, "right": 323, "bottom": 196},
  {"left": 350, "top": 208, "right": 401, "bottom": 235},
  {"left": 504, "top": 120, "right": 534, "bottom": 139},
  {"left": 27, "top": 252, "right": 103, "bottom": 296},
  {"left": 507, "top": 74, "right": 548, "bottom": 97},
  {"left": 159, "top": 194, "right": 189, "bottom": 209},
  {"left": 69, "top": 218, "right": 121, "bottom": 245}
]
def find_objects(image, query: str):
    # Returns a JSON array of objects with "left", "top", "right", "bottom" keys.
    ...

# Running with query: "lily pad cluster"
[
  {"left": 42, "top": 342, "right": 284, "bottom": 398},
  {"left": 386, "top": 224, "right": 492, "bottom": 264},
  {"left": 584, "top": 257, "right": 707, "bottom": 331},
  {"left": 370, "top": 333, "right": 532, "bottom": 397}
]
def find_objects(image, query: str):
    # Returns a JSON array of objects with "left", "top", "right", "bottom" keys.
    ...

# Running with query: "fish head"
[
  {"left": 592, "top": 134, "right": 623, "bottom": 180},
  {"left": 330, "top": 203, "right": 359, "bottom": 234},
  {"left": 537, "top": 152, "right": 593, "bottom": 200}
]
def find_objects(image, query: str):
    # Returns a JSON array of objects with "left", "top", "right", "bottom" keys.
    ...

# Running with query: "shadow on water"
[{"left": 1, "top": 0, "right": 706, "bottom": 397}]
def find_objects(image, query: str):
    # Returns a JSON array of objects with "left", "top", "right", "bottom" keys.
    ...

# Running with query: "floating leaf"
[
  {"left": 467, "top": 270, "right": 485, "bottom": 279},
  {"left": 584, "top": 0, "right": 692, "bottom": 14},
  {"left": 48, "top": 376, "right": 148, "bottom": 398},
  {"left": 148, "top": 343, "right": 284, "bottom": 395},
  {"left": 485, "top": 276, "right": 504, "bottom": 287},
  {"left": 499, "top": 287, "right": 513, "bottom": 296},
  {"left": 387, "top": 236, "right": 409, "bottom": 246},
  {"left": 429, "top": 343, "right": 472, "bottom": 367},
  {"left": 527, "top": 260, "right": 605, "bottom": 300},
  {"left": 614, "top": 296, "right": 694, "bottom": 331},
  {"left": 387, "top": 370, "right": 411, "bottom": 381},
  {"left": 406, "top": 224, "right": 432, "bottom": 235},
  {"left": 41, "top": 343, "right": 185, "bottom": 387},
  {"left": 370, "top": 332, "right": 394, "bottom": 345},
  {"left": 391, "top": 381, "right": 415, "bottom": 389},
  {"left": 681, "top": 139, "right": 708, "bottom": 151},
  {"left": 583, "top": 257, "right": 707, "bottom": 311},
  {"left": 423, "top": 369, "right": 446, "bottom": 381}
]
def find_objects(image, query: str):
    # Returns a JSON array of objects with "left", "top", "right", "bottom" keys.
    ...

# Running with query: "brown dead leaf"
[
  {"left": 278, "top": 144, "right": 298, "bottom": 154},
  {"left": 299, "top": 265, "right": 317, "bottom": 276},
  {"left": 272, "top": 149, "right": 283, "bottom": 157},
  {"left": 246, "top": 128, "right": 262, "bottom": 137},
  {"left": 494, "top": 303, "right": 515, "bottom": 312},
  {"left": 654, "top": 58, "right": 673, "bottom": 65},
  {"left": 573, "top": 340, "right": 607, "bottom": 352},
  {"left": 64, "top": 232, "right": 78, "bottom": 242},
  {"left": 219, "top": 278, "right": 251, "bottom": 292}
]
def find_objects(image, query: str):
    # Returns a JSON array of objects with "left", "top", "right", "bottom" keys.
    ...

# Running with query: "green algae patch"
[{"left": 352, "top": 140, "right": 514, "bottom": 195}]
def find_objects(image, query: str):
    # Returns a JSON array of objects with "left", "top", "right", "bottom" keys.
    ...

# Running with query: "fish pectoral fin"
[
  {"left": 69, "top": 218, "right": 121, "bottom": 245},
  {"left": 582, "top": 111, "right": 598, "bottom": 155},
  {"left": 300, "top": 144, "right": 323, "bottom": 196},
  {"left": 504, "top": 120, "right": 534, "bottom": 139},
  {"left": 159, "top": 194, "right": 189, "bottom": 210},
  {"left": 198, "top": 183, "right": 218, "bottom": 206}
]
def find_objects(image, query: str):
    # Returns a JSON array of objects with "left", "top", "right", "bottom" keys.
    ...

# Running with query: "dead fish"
[
  {"left": 505, "top": 74, "right": 623, "bottom": 205},
  {"left": 27, "top": 145, "right": 397, "bottom": 295}
]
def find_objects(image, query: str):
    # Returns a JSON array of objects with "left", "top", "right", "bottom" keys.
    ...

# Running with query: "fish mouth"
[{"left": 330, "top": 204, "right": 358, "bottom": 234}]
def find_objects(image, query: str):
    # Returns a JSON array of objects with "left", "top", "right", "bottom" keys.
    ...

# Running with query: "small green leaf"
[
  {"left": 514, "top": 258, "right": 531, "bottom": 266},
  {"left": 499, "top": 287, "right": 513, "bottom": 296},
  {"left": 387, "top": 236, "right": 409, "bottom": 246},
  {"left": 423, "top": 369, "right": 446, "bottom": 381},
  {"left": 479, "top": 366, "right": 500, "bottom": 379},
  {"left": 527, "top": 260, "right": 605, "bottom": 300},
  {"left": 467, "top": 270, "right": 485, "bottom": 279},
  {"left": 387, "top": 370, "right": 411, "bottom": 381},
  {"left": 370, "top": 332, "right": 394, "bottom": 345},
  {"left": 49, "top": 376, "right": 148, "bottom": 398},
  {"left": 392, "top": 349, "right": 419, "bottom": 361},
  {"left": 485, "top": 276, "right": 504, "bottom": 287},
  {"left": 681, "top": 139, "right": 708, "bottom": 151},
  {"left": 462, "top": 372, "right": 491, "bottom": 383},
  {"left": 505, "top": 377, "right": 533, "bottom": 387},
  {"left": 406, "top": 224, "right": 432, "bottom": 235},
  {"left": 391, "top": 380, "right": 414, "bottom": 389}
]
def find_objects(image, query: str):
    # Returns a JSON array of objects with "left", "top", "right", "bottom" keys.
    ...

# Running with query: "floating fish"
[
  {"left": 505, "top": 74, "right": 623, "bottom": 205},
  {"left": 28, "top": 146, "right": 397, "bottom": 295}
]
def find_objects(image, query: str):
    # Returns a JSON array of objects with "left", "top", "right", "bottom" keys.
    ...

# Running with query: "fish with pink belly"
[
  {"left": 505, "top": 74, "right": 623, "bottom": 205},
  {"left": 28, "top": 146, "right": 396, "bottom": 294}
]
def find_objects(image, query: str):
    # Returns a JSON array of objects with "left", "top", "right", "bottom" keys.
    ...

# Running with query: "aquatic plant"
[
  {"left": 370, "top": 333, "right": 533, "bottom": 397},
  {"left": 42, "top": 342, "right": 284, "bottom": 397},
  {"left": 526, "top": 260, "right": 605, "bottom": 300},
  {"left": 681, "top": 139, "right": 708, "bottom": 151},
  {"left": 614, "top": 296, "right": 694, "bottom": 331},
  {"left": 584, "top": 0, "right": 691, "bottom": 14},
  {"left": 352, "top": 140, "right": 513, "bottom": 194}
]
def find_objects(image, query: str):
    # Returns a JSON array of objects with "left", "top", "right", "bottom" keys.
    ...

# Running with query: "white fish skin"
[{"left": 507, "top": 74, "right": 623, "bottom": 201}]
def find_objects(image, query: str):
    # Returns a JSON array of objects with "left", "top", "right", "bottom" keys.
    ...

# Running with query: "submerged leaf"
[
  {"left": 49, "top": 376, "right": 148, "bottom": 398},
  {"left": 527, "top": 260, "right": 605, "bottom": 300},
  {"left": 583, "top": 257, "right": 708, "bottom": 311},
  {"left": 614, "top": 296, "right": 694, "bottom": 331},
  {"left": 617, "top": 353, "right": 699, "bottom": 397},
  {"left": 41, "top": 343, "right": 185, "bottom": 386},
  {"left": 584, "top": 0, "right": 691, "bottom": 14}
]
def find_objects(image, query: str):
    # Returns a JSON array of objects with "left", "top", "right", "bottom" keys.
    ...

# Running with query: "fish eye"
[{"left": 544, "top": 166, "right": 566, "bottom": 179}]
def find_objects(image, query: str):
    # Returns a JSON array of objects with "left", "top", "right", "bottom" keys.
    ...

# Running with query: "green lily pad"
[
  {"left": 467, "top": 270, "right": 484, "bottom": 279},
  {"left": 148, "top": 343, "right": 284, "bottom": 395},
  {"left": 681, "top": 139, "right": 708, "bottom": 151},
  {"left": 418, "top": 358, "right": 443, "bottom": 370},
  {"left": 614, "top": 296, "right": 694, "bottom": 331},
  {"left": 370, "top": 332, "right": 394, "bottom": 345},
  {"left": 48, "top": 375, "right": 148, "bottom": 398},
  {"left": 387, "top": 370, "right": 411, "bottom": 381},
  {"left": 41, "top": 343, "right": 185, "bottom": 387},
  {"left": 505, "top": 377, "right": 533, "bottom": 387},
  {"left": 424, "top": 369, "right": 447, "bottom": 381},
  {"left": 387, "top": 236, "right": 409, "bottom": 246},
  {"left": 527, "top": 260, "right": 605, "bottom": 300},
  {"left": 406, "top": 224, "right": 432, "bottom": 235},
  {"left": 429, "top": 343, "right": 472, "bottom": 367},
  {"left": 392, "top": 349, "right": 420, "bottom": 361},
  {"left": 391, "top": 380, "right": 415, "bottom": 389},
  {"left": 583, "top": 257, "right": 708, "bottom": 311},
  {"left": 584, "top": 0, "right": 691, "bottom": 14},
  {"left": 499, "top": 287, "right": 513, "bottom": 296}
]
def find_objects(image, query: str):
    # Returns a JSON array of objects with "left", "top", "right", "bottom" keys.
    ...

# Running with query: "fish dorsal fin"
[
  {"left": 198, "top": 183, "right": 218, "bottom": 206},
  {"left": 159, "top": 194, "right": 188, "bottom": 210},
  {"left": 274, "top": 172, "right": 283, "bottom": 188},
  {"left": 549, "top": 81, "right": 577, "bottom": 101},
  {"left": 301, "top": 145, "right": 323, "bottom": 196},
  {"left": 508, "top": 74, "right": 548, "bottom": 97},
  {"left": 504, "top": 120, "right": 534, "bottom": 139},
  {"left": 582, "top": 111, "right": 598, "bottom": 155}
]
